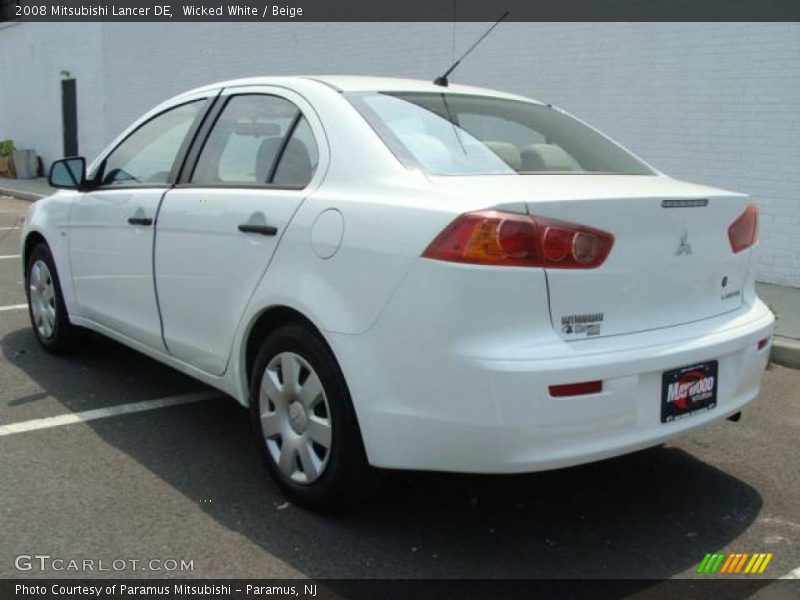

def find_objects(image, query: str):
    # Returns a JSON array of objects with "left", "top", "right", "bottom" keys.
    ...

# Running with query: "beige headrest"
[
  {"left": 273, "top": 139, "right": 313, "bottom": 186},
  {"left": 256, "top": 137, "right": 283, "bottom": 182},
  {"left": 521, "top": 144, "right": 577, "bottom": 172},
  {"left": 484, "top": 141, "right": 522, "bottom": 171}
]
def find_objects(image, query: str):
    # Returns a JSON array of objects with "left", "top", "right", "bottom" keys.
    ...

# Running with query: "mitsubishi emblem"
[{"left": 676, "top": 228, "right": 692, "bottom": 256}]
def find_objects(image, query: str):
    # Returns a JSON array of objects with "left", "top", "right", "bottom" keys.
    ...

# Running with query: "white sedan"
[{"left": 22, "top": 76, "right": 774, "bottom": 508}]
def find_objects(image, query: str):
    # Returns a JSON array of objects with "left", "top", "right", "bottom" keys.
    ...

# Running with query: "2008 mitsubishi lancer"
[{"left": 23, "top": 76, "right": 774, "bottom": 508}]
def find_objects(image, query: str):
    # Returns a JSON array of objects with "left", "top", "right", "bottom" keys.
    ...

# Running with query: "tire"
[
  {"left": 25, "top": 243, "right": 80, "bottom": 354},
  {"left": 249, "top": 323, "right": 378, "bottom": 510}
]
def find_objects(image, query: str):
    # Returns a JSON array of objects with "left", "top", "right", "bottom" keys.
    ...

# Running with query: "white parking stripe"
[
  {"left": 0, "top": 391, "right": 220, "bottom": 437},
  {"left": 781, "top": 566, "right": 800, "bottom": 579},
  {"left": 0, "top": 254, "right": 21, "bottom": 259},
  {"left": 0, "top": 226, "right": 20, "bottom": 230},
  {"left": 0, "top": 303, "right": 28, "bottom": 312}
]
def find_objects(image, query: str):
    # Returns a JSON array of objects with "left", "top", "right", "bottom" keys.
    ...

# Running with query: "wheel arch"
[
  {"left": 22, "top": 230, "right": 48, "bottom": 271},
  {"left": 242, "top": 304, "right": 331, "bottom": 403}
]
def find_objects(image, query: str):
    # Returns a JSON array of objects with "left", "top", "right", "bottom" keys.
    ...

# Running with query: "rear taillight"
[
  {"left": 728, "top": 203, "right": 758, "bottom": 253},
  {"left": 422, "top": 210, "right": 614, "bottom": 268}
]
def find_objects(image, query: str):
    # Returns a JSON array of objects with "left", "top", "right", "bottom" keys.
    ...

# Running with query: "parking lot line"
[
  {"left": 0, "top": 226, "right": 20, "bottom": 230},
  {"left": 0, "top": 254, "right": 21, "bottom": 259},
  {"left": 0, "top": 390, "right": 220, "bottom": 437},
  {"left": 0, "top": 303, "right": 28, "bottom": 312},
  {"left": 782, "top": 566, "right": 800, "bottom": 578}
]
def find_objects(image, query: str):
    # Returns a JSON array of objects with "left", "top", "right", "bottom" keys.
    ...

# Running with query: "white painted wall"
[
  {"left": 0, "top": 22, "right": 104, "bottom": 167},
  {"left": 1, "top": 22, "right": 798, "bottom": 286}
]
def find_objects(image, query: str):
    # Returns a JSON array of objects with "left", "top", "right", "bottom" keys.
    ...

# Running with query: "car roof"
[{"left": 176, "top": 75, "right": 544, "bottom": 105}]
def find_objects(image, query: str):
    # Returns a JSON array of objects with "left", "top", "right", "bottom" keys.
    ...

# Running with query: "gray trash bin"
[{"left": 12, "top": 149, "right": 37, "bottom": 179}]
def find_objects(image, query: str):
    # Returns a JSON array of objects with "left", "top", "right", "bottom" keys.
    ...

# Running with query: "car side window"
[
  {"left": 98, "top": 101, "right": 204, "bottom": 186},
  {"left": 272, "top": 116, "right": 319, "bottom": 188},
  {"left": 191, "top": 94, "right": 300, "bottom": 185}
]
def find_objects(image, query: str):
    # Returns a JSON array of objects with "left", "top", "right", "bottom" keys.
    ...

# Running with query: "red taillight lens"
[
  {"left": 728, "top": 203, "right": 758, "bottom": 253},
  {"left": 422, "top": 210, "right": 614, "bottom": 268}
]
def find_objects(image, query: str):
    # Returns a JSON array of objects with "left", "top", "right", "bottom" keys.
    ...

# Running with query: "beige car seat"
[{"left": 521, "top": 144, "right": 577, "bottom": 172}]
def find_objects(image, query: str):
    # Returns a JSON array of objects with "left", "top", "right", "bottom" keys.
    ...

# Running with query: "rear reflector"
[
  {"left": 422, "top": 210, "right": 614, "bottom": 268},
  {"left": 728, "top": 203, "right": 759, "bottom": 253},
  {"left": 757, "top": 337, "right": 770, "bottom": 350},
  {"left": 549, "top": 380, "right": 603, "bottom": 397}
]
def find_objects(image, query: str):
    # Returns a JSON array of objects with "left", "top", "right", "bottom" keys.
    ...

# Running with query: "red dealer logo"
[{"left": 666, "top": 370, "right": 715, "bottom": 410}]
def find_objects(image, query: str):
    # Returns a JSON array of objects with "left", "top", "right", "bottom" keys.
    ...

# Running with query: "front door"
[
  {"left": 69, "top": 99, "right": 208, "bottom": 350},
  {"left": 155, "top": 87, "right": 324, "bottom": 375}
]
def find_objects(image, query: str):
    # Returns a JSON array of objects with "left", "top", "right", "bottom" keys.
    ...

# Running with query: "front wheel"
[
  {"left": 25, "top": 243, "right": 79, "bottom": 354},
  {"left": 249, "top": 324, "right": 378, "bottom": 509}
]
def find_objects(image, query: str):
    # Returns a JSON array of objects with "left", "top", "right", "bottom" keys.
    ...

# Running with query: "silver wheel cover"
[
  {"left": 29, "top": 259, "right": 57, "bottom": 340},
  {"left": 259, "top": 351, "right": 333, "bottom": 484}
]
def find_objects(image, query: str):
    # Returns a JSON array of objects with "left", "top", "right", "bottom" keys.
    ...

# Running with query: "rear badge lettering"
[
  {"left": 722, "top": 289, "right": 741, "bottom": 300},
  {"left": 561, "top": 312, "right": 603, "bottom": 337},
  {"left": 661, "top": 199, "right": 709, "bottom": 208}
]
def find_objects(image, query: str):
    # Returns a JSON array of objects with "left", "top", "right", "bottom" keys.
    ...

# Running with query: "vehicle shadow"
[{"left": 1, "top": 326, "right": 764, "bottom": 581}]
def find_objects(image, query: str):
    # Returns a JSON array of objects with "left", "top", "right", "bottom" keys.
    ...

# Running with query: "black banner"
[{"left": 3, "top": 0, "right": 800, "bottom": 22}]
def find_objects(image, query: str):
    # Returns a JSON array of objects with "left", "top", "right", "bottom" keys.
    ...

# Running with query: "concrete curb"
[
  {"left": 0, "top": 186, "right": 46, "bottom": 202},
  {"left": 772, "top": 336, "right": 800, "bottom": 370}
]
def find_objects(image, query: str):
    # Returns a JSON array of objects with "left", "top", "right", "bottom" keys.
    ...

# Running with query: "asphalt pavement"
[{"left": 1, "top": 194, "right": 799, "bottom": 584}]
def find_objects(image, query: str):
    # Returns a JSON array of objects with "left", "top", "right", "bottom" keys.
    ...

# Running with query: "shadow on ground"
[{"left": 2, "top": 326, "right": 763, "bottom": 580}]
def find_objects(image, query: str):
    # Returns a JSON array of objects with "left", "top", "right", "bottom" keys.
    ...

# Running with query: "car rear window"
[{"left": 346, "top": 92, "right": 654, "bottom": 176}]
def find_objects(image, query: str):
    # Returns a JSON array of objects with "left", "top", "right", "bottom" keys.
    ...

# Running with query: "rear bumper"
[{"left": 331, "top": 298, "right": 774, "bottom": 473}]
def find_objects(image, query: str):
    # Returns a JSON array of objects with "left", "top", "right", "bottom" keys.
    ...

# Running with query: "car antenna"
[{"left": 434, "top": 10, "right": 509, "bottom": 87}]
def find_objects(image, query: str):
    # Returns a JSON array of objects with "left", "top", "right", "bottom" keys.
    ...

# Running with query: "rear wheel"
[
  {"left": 249, "top": 323, "right": 377, "bottom": 509},
  {"left": 25, "top": 243, "right": 79, "bottom": 354}
]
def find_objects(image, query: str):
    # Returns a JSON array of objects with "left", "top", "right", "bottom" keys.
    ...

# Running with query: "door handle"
[
  {"left": 128, "top": 217, "right": 153, "bottom": 226},
  {"left": 238, "top": 223, "right": 278, "bottom": 236}
]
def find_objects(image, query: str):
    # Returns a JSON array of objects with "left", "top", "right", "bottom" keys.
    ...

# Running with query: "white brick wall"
[{"left": 1, "top": 22, "right": 798, "bottom": 286}]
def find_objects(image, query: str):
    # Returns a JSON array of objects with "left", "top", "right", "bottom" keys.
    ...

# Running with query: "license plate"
[{"left": 661, "top": 360, "right": 718, "bottom": 423}]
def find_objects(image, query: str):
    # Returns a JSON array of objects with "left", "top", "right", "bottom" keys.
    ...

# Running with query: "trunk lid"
[{"left": 428, "top": 174, "right": 753, "bottom": 339}]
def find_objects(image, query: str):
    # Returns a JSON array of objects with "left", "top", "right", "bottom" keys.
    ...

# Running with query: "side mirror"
[{"left": 48, "top": 157, "right": 87, "bottom": 190}]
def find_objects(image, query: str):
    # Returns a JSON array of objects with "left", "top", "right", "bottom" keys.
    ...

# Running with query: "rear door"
[
  {"left": 154, "top": 86, "right": 325, "bottom": 375},
  {"left": 68, "top": 98, "right": 210, "bottom": 349}
]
